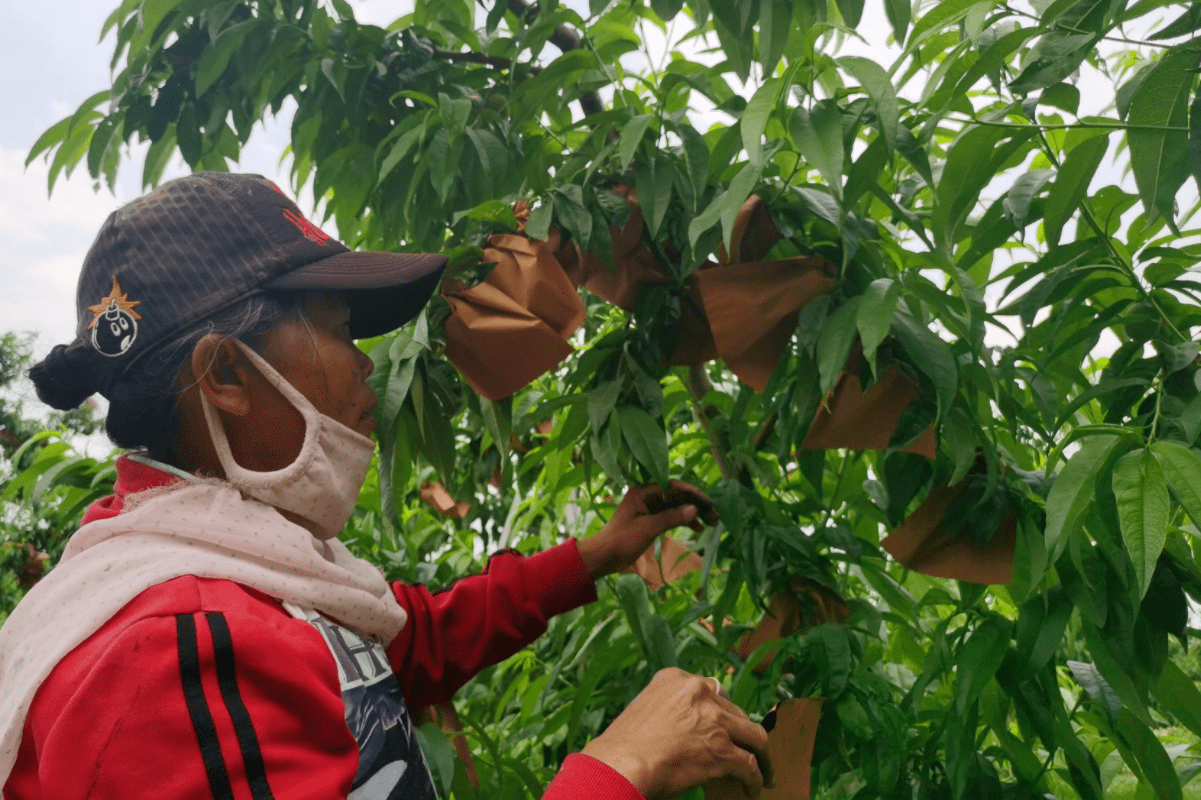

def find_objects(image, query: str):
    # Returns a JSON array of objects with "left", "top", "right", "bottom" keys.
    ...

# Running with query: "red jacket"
[{"left": 3, "top": 458, "right": 642, "bottom": 800}]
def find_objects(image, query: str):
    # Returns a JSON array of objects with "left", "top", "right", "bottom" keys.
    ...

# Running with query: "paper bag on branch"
[
  {"left": 737, "top": 580, "right": 850, "bottom": 672},
  {"left": 553, "top": 186, "right": 668, "bottom": 310},
  {"left": 664, "top": 278, "right": 720, "bottom": 366},
  {"left": 443, "top": 234, "right": 585, "bottom": 400},
  {"left": 623, "top": 535, "right": 704, "bottom": 591},
  {"left": 716, "top": 194, "right": 784, "bottom": 266},
  {"left": 880, "top": 477, "right": 1016, "bottom": 585},
  {"left": 704, "top": 698, "right": 823, "bottom": 800},
  {"left": 416, "top": 701, "right": 479, "bottom": 787},
  {"left": 694, "top": 257, "right": 836, "bottom": 391},
  {"left": 800, "top": 346, "right": 936, "bottom": 458},
  {"left": 419, "top": 481, "right": 470, "bottom": 519}
]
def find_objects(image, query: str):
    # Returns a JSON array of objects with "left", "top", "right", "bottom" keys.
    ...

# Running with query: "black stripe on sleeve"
[
  {"left": 176, "top": 614, "right": 236, "bottom": 800},
  {"left": 206, "top": 612, "right": 277, "bottom": 800}
]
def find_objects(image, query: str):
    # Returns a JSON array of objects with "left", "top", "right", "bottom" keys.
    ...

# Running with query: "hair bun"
[{"left": 29, "top": 343, "right": 97, "bottom": 410}]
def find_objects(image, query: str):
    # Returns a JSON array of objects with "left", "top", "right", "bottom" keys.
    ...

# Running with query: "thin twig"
[
  {"left": 1004, "top": 5, "right": 1171, "bottom": 49},
  {"left": 956, "top": 115, "right": 1190, "bottom": 133},
  {"left": 684, "top": 365, "right": 738, "bottom": 482},
  {"left": 431, "top": 48, "right": 539, "bottom": 73}
]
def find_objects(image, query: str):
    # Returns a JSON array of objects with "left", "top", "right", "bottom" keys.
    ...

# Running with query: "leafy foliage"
[{"left": 21, "top": 0, "right": 1201, "bottom": 797}]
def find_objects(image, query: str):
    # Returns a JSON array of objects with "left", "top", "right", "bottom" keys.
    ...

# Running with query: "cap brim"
[{"left": 265, "top": 250, "right": 448, "bottom": 338}]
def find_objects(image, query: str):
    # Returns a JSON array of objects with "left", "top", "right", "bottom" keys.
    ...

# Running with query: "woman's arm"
[{"left": 386, "top": 482, "right": 708, "bottom": 711}]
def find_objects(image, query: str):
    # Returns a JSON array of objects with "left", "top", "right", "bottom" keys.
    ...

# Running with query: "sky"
[{"left": 0, "top": 0, "right": 413, "bottom": 360}]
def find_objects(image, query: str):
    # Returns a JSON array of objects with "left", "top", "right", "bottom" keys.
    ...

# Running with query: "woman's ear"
[{"left": 191, "top": 334, "right": 253, "bottom": 417}]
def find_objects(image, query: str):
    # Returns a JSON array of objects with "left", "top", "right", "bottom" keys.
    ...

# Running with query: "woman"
[{"left": 0, "top": 173, "right": 769, "bottom": 800}]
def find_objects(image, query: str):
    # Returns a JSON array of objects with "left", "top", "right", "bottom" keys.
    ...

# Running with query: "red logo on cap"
[{"left": 282, "top": 208, "right": 332, "bottom": 246}]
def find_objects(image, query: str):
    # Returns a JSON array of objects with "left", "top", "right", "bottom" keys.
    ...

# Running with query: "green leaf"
[
  {"left": 1044, "top": 133, "right": 1110, "bottom": 248},
  {"left": 414, "top": 723, "right": 457, "bottom": 797},
  {"left": 1081, "top": 622, "right": 1154, "bottom": 726},
  {"left": 909, "top": 0, "right": 982, "bottom": 45},
  {"left": 856, "top": 279, "right": 900, "bottom": 372},
  {"left": 643, "top": 614, "right": 679, "bottom": 669},
  {"left": 838, "top": 57, "right": 899, "bottom": 155},
  {"left": 1068, "top": 660, "right": 1123, "bottom": 721},
  {"left": 525, "top": 200, "right": 554, "bottom": 241},
  {"left": 884, "top": 0, "right": 911, "bottom": 45},
  {"left": 1127, "top": 38, "right": 1201, "bottom": 227},
  {"left": 817, "top": 298, "right": 862, "bottom": 397},
  {"left": 932, "top": 124, "right": 1009, "bottom": 251},
  {"left": 835, "top": 0, "right": 864, "bottom": 26},
  {"left": 619, "top": 405, "right": 670, "bottom": 486},
  {"left": 954, "top": 618, "right": 1011, "bottom": 715},
  {"left": 757, "top": 0, "right": 791, "bottom": 74},
  {"left": 789, "top": 101, "right": 844, "bottom": 201},
  {"left": 591, "top": 413, "right": 624, "bottom": 482},
  {"left": 26, "top": 117, "right": 72, "bottom": 167},
  {"left": 1111, "top": 447, "right": 1170, "bottom": 600},
  {"left": 1116, "top": 708, "right": 1183, "bottom": 800},
  {"left": 195, "top": 20, "right": 254, "bottom": 95},
  {"left": 944, "top": 407, "right": 978, "bottom": 486},
  {"left": 742, "top": 78, "right": 780, "bottom": 166},
  {"left": 635, "top": 155, "right": 673, "bottom": 239},
  {"left": 1002, "top": 168, "right": 1055, "bottom": 228},
  {"left": 892, "top": 310, "right": 957, "bottom": 421},
  {"left": 1045, "top": 435, "right": 1124, "bottom": 562},
  {"left": 650, "top": 0, "right": 684, "bottom": 21},
  {"left": 451, "top": 199, "right": 518, "bottom": 228},
  {"left": 619, "top": 114, "right": 653, "bottom": 170},
  {"left": 614, "top": 572, "right": 652, "bottom": 653},
  {"left": 689, "top": 160, "right": 761, "bottom": 252},
  {"left": 1151, "top": 660, "right": 1201, "bottom": 739},
  {"left": 1149, "top": 440, "right": 1201, "bottom": 529},
  {"left": 677, "top": 123, "right": 710, "bottom": 208},
  {"left": 1151, "top": 5, "right": 1201, "bottom": 40},
  {"left": 588, "top": 380, "right": 621, "bottom": 434}
]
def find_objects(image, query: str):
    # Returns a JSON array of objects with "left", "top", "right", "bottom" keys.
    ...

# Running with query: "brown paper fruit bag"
[
  {"left": 704, "top": 698, "right": 823, "bottom": 800},
  {"left": 880, "top": 477, "right": 1017, "bottom": 585},
  {"left": 443, "top": 235, "right": 585, "bottom": 400},
  {"left": 737, "top": 580, "right": 850, "bottom": 672},
  {"left": 801, "top": 350, "right": 936, "bottom": 458},
  {"left": 695, "top": 257, "right": 836, "bottom": 391}
]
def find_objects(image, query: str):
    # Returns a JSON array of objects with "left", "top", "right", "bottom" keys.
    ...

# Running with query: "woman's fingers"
[
  {"left": 667, "top": 478, "right": 714, "bottom": 506},
  {"left": 717, "top": 740, "right": 766, "bottom": 794}
]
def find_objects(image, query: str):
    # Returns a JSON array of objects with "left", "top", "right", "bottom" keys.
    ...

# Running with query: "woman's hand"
[
  {"left": 576, "top": 481, "right": 717, "bottom": 580},
  {"left": 581, "top": 668, "right": 772, "bottom": 800}
]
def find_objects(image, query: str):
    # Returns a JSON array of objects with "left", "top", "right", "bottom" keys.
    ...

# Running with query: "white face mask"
[{"left": 200, "top": 340, "right": 376, "bottom": 540}]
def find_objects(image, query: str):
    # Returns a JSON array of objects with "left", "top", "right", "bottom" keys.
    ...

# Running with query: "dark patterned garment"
[{"left": 288, "top": 605, "right": 438, "bottom": 800}]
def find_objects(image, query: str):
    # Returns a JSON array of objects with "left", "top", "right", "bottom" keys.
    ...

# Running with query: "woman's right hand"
[{"left": 580, "top": 668, "right": 771, "bottom": 800}]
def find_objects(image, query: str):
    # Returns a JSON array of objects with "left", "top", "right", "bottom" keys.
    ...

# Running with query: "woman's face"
[
  {"left": 174, "top": 291, "right": 379, "bottom": 477},
  {"left": 256, "top": 292, "right": 378, "bottom": 439}
]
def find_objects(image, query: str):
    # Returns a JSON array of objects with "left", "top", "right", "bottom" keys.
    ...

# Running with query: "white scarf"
[{"left": 0, "top": 473, "right": 408, "bottom": 785}]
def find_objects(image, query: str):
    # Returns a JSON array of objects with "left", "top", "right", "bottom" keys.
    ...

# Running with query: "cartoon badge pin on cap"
[{"left": 87, "top": 277, "right": 142, "bottom": 357}]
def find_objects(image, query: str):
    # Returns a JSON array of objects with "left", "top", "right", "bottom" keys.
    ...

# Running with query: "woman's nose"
[{"left": 357, "top": 349, "right": 375, "bottom": 380}]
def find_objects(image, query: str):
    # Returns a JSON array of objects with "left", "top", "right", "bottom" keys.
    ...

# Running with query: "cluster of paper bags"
[{"left": 434, "top": 187, "right": 1016, "bottom": 586}]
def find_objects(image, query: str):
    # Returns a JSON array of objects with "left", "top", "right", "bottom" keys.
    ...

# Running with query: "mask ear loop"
[{"left": 199, "top": 340, "right": 324, "bottom": 481}]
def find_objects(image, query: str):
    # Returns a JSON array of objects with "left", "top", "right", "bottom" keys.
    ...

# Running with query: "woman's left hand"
[{"left": 577, "top": 480, "right": 717, "bottom": 580}]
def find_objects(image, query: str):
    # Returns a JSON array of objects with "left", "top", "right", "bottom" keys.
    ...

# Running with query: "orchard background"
[{"left": 5, "top": 0, "right": 1201, "bottom": 797}]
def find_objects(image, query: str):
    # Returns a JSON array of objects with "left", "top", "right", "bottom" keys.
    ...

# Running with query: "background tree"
[{"left": 19, "top": 0, "right": 1201, "bottom": 797}]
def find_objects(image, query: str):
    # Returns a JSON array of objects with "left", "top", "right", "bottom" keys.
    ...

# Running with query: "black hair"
[{"left": 30, "top": 292, "right": 304, "bottom": 462}]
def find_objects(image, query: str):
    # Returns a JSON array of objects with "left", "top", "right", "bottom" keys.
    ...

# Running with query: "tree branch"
[
  {"left": 505, "top": 0, "right": 604, "bottom": 116},
  {"left": 431, "top": 48, "right": 536, "bottom": 73}
]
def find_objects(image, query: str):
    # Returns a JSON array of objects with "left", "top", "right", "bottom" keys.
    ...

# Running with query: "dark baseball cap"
[{"left": 40, "top": 172, "right": 446, "bottom": 402}]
